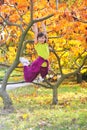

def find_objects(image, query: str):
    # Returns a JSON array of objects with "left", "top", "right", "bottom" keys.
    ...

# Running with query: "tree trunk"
[
  {"left": 0, "top": 88, "right": 14, "bottom": 112},
  {"left": 52, "top": 85, "right": 58, "bottom": 105},
  {"left": 0, "top": 61, "right": 18, "bottom": 111},
  {"left": 0, "top": 22, "right": 34, "bottom": 111},
  {"left": 76, "top": 72, "right": 82, "bottom": 83}
]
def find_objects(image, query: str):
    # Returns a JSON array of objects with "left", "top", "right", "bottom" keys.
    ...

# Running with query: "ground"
[{"left": 0, "top": 83, "right": 87, "bottom": 130}]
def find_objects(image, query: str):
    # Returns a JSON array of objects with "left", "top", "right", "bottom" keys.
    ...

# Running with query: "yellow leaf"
[{"left": 22, "top": 113, "right": 29, "bottom": 119}]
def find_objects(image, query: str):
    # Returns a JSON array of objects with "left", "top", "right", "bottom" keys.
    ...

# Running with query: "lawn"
[
  {"left": 0, "top": 68, "right": 23, "bottom": 83},
  {"left": 0, "top": 84, "right": 87, "bottom": 130}
]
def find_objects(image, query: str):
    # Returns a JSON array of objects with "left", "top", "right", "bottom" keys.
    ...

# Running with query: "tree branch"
[
  {"left": 56, "top": 0, "right": 59, "bottom": 10},
  {"left": 32, "top": 81, "right": 53, "bottom": 89},
  {"left": 33, "top": 14, "right": 54, "bottom": 23},
  {"left": 30, "top": 0, "right": 33, "bottom": 21},
  {"left": 64, "top": 55, "right": 87, "bottom": 78},
  {"left": 51, "top": 48, "right": 63, "bottom": 75},
  {"left": 0, "top": 14, "right": 23, "bottom": 31}
]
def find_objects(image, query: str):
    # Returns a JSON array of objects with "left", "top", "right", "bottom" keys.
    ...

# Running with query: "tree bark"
[
  {"left": 76, "top": 72, "right": 82, "bottom": 83},
  {"left": 52, "top": 85, "right": 58, "bottom": 105},
  {"left": 0, "top": 88, "right": 14, "bottom": 111}
]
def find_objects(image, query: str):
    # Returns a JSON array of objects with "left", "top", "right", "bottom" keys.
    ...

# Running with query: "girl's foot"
[
  {"left": 19, "top": 57, "right": 30, "bottom": 66},
  {"left": 33, "top": 76, "right": 44, "bottom": 83},
  {"left": 38, "top": 76, "right": 44, "bottom": 82}
]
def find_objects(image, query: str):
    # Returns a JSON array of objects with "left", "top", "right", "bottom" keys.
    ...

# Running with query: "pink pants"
[{"left": 23, "top": 57, "right": 49, "bottom": 82}]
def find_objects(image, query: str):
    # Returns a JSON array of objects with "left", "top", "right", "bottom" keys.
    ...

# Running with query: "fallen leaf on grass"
[
  {"left": 19, "top": 113, "right": 29, "bottom": 120},
  {"left": 38, "top": 120, "right": 51, "bottom": 127}
]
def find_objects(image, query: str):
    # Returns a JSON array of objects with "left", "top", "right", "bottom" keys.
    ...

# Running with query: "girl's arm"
[
  {"left": 42, "top": 22, "right": 48, "bottom": 42},
  {"left": 32, "top": 23, "right": 38, "bottom": 43},
  {"left": 42, "top": 22, "right": 47, "bottom": 35}
]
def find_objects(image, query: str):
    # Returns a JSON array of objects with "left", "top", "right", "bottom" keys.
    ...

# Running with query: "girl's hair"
[{"left": 37, "top": 32, "right": 47, "bottom": 43}]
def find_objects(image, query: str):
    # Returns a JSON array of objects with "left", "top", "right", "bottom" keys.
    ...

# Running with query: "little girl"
[{"left": 19, "top": 22, "right": 49, "bottom": 82}]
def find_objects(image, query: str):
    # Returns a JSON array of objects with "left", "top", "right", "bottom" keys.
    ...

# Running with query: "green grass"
[
  {"left": 0, "top": 69, "right": 23, "bottom": 82},
  {"left": 0, "top": 85, "right": 87, "bottom": 130}
]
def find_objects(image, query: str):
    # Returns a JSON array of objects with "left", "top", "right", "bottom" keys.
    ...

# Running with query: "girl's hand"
[
  {"left": 32, "top": 23, "right": 38, "bottom": 33},
  {"left": 32, "top": 23, "right": 38, "bottom": 43}
]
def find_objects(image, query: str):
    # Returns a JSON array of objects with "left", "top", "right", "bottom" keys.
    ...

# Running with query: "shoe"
[
  {"left": 19, "top": 57, "right": 30, "bottom": 66},
  {"left": 38, "top": 76, "right": 44, "bottom": 82},
  {"left": 33, "top": 76, "right": 44, "bottom": 83}
]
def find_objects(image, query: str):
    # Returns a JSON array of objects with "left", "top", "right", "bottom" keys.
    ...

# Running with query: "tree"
[
  {"left": 0, "top": 0, "right": 53, "bottom": 111},
  {"left": 0, "top": 0, "right": 87, "bottom": 111}
]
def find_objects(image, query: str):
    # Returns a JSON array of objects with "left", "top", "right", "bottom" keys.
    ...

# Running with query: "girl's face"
[{"left": 38, "top": 35, "right": 46, "bottom": 43}]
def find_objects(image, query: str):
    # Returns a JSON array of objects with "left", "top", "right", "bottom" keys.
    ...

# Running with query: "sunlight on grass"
[
  {"left": 0, "top": 68, "right": 23, "bottom": 82},
  {"left": 0, "top": 85, "right": 87, "bottom": 130}
]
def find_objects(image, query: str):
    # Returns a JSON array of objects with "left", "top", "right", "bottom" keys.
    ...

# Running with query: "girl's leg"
[
  {"left": 40, "top": 67, "right": 49, "bottom": 78},
  {"left": 20, "top": 57, "right": 48, "bottom": 82},
  {"left": 20, "top": 57, "right": 39, "bottom": 82},
  {"left": 24, "top": 66, "right": 39, "bottom": 82},
  {"left": 23, "top": 59, "right": 41, "bottom": 82}
]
